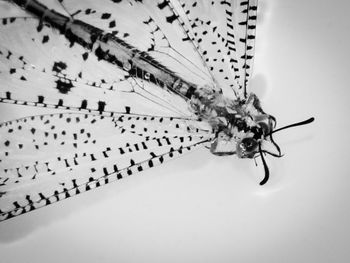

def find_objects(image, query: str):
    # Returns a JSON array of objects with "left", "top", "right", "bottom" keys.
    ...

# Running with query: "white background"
[{"left": 0, "top": 0, "right": 350, "bottom": 262}]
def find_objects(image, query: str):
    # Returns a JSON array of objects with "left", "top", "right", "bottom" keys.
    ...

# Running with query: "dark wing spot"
[
  {"left": 42, "top": 35, "right": 49, "bottom": 43},
  {"left": 38, "top": 95, "right": 44, "bottom": 103},
  {"left": 97, "top": 101, "right": 106, "bottom": 113},
  {"left": 52, "top": 61, "right": 67, "bottom": 74},
  {"left": 157, "top": 0, "right": 168, "bottom": 9},
  {"left": 101, "top": 13, "right": 111, "bottom": 19},
  {"left": 82, "top": 52, "right": 89, "bottom": 61},
  {"left": 55, "top": 79, "right": 74, "bottom": 94},
  {"left": 81, "top": 100, "right": 88, "bottom": 109},
  {"left": 109, "top": 20, "right": 116, "bottom": 28},
  {"left": 166, "top": 14, "right": 178, "bottom": 24}
]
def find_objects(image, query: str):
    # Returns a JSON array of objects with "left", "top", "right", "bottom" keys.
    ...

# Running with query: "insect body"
[
  {"left": 0, "top": 0, "right": 313, "bottom": 221},
  {"left": 6, "top": 0, "right": 273, "bottom": 158},
  {"left": 190, "top": 90, "right": 272, "bottom": 156}
]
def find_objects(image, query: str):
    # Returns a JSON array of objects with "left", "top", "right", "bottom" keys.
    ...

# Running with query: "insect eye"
[
  {"left": 237, "top": 137, "right": 258, "bottom": 158},
  {"left": 241, "top": 137, "right": 258, "bottom": 152}
]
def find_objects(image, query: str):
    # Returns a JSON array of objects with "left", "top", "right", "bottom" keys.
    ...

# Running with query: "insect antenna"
[
  {"left": 258, "top": 143, "right": 269, "bottom": 185},
  {"left": 261, "top": 150, "right": 283, "bottom": 158},
  {"left": 269, "top": 133, "right": 281, "bottom": 156},
  {"left": 257, "top": 117, "right": 314, "bottom": 185},
  {"left": 266, "top": 117, "right": 314, "bottom": 156},
  {"left": 269, "top": 117, "right": 315, "bottom": 135}
]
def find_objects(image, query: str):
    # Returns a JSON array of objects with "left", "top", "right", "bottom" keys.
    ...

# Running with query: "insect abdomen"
[{"left": 11, "top": 0, "right": 197, "bottom": 100}]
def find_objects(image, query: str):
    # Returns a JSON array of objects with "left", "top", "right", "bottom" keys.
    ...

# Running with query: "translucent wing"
[
  {"left": 0, "top": 0, "right": 260, "bottom": 221},
  {"left": 0, "top": 113, "right": 212, "bottom": 220},
  {"left": 0, "top": 1, "right": 195, "bottom": 118},
  {"left": 0, "top": 0, "right": 258, "bottom": 114},
  {"left": 53, "top": 0, "right": 223, "bottom": 95},
  {"left": 173, "top": 0, "right": 258, "bottom": 99},
  {"left": 233, "top": 0, "right": 258, "bottom": 97}
]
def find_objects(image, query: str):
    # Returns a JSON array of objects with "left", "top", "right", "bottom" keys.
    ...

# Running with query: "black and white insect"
[{"left": 0, "top": 0, "right": 313, "bottom": 221}]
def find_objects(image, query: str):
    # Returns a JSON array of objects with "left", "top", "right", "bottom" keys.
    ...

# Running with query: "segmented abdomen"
[{"left": 12, "top": 0, "right": 197, "bottom": 100}]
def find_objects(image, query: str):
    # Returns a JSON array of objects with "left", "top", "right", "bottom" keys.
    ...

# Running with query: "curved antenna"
[
  {"left": 269, "top": 133, "right": 281, "bottom": 156},
  {"left": 258, "top": 143, "right": 269, "bottom": 185},
  {"left": 262, "top": 150, "right": 283, "bottom": 158},
  {"left": 268, "top": 117, "right": 315, "bottom": 135},
  {"left": 257, "top": 117, "right": 314, "bottom": 185}
]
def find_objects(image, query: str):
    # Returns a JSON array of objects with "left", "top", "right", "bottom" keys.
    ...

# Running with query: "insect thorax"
[{"left": 190, "top": 89, "right": 273, "bottom": 158}]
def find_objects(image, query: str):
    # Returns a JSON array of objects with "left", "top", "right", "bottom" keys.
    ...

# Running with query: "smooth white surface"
[{"left": 0, "top": 0, "right": 350, "bottom": 262}]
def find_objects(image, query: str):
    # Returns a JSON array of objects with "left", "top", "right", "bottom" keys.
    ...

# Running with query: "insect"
[{"left": 0, "top": 0, "right": 313, "bottom": 221}]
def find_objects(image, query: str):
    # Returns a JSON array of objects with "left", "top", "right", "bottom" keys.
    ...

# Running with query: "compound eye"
[
  {"left": 241, "top": 137, "right": 258, "bottom": 152},
  {"left": 237, "top": 137, "right": 258, "bottom": 158}
]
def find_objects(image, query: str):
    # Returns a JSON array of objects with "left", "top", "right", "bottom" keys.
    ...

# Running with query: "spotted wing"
[
  {"left": 1, "top": 0, "right": 259, "bottom": 115},
  {"left": 0, "top": 0, "right": 218, "bottom": 118},
  {"left": 0, "top": 0, "right": 216, "bottom": 221},
  {"left": 0, "top": 0, "right": 261, "bottom": 221},
  {"left": 173, "top": 0, "right": 259, "bottom": 99},
  {"left": 0, "top": 113, "right": 212, "bottom": 221},
  {"left": 56, "top": 0, "right": 259, "bottom": 99},
  {"left": 233, "top": 0, "right": 258, "bottom": 97}
]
